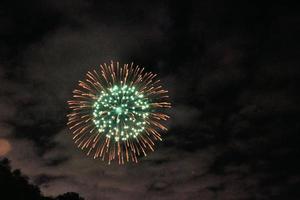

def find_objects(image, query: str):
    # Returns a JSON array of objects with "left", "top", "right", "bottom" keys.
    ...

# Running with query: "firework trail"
[{"left": 67, "top": 61, "right": 171, "bottom": 164}]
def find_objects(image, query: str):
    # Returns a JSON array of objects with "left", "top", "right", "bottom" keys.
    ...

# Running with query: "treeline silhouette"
[{"left": 0, "top": 158, "right": 84, "bottom": 200}]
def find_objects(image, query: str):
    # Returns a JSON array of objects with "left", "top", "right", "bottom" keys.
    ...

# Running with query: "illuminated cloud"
[{"left": 0, "top": 138, "right": 11, "bottom": 156}]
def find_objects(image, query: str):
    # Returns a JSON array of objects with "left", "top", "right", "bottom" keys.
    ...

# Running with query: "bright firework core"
[{"left": 92, "top": 85, "right": 150, "bottom": 142}]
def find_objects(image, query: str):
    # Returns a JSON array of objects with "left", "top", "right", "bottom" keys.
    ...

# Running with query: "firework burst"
[{"left": 67, "top": 61, "right": 171, "bottom": 164}]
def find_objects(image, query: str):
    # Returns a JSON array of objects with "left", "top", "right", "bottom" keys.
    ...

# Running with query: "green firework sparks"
[
  {"left": 92, "top": 85, "right": 150, "bottom": 141},
  {"left": 67, "top": 61, "right": 171, "bottom": 164}
]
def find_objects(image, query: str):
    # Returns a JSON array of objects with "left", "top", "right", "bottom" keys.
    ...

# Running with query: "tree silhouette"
[
  {"left": 0, "top": 158, "right": 85, "bottom": 200},
  {"left": 55, "top": 192, "right": 84, "bottom": 200}
]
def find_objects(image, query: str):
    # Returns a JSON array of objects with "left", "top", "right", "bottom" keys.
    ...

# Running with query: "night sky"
[{"left": 1, "top": 1, "right": 300, "bottom": 199}]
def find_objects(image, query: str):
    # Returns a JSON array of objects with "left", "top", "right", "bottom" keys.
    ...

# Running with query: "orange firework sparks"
[{"left": 67, "top": 61, "right": 171, "bottom": 164}]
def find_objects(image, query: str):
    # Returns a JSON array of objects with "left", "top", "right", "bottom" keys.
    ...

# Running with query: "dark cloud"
[{"left": 1, "top": 0, "right": 299, "bottom": 200}]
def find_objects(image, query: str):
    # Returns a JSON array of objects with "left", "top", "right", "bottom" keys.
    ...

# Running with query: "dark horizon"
[{"left": 1, "top": 1, "right": 299, "bottom": 199}]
